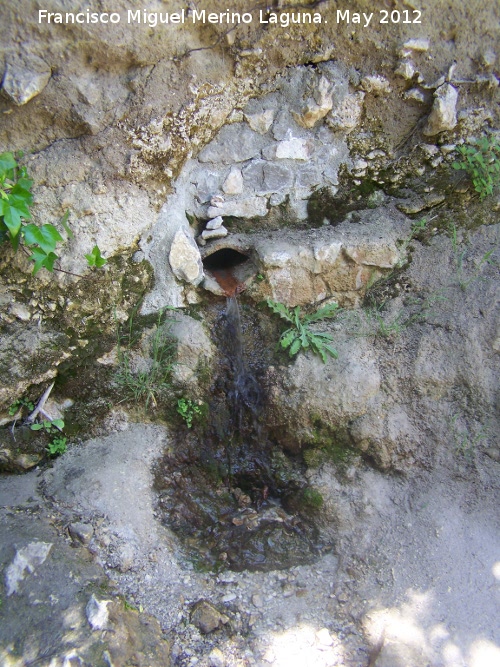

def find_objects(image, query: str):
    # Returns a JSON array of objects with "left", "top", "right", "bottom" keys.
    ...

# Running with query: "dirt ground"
[{"left": 1, "top": 420, "right": 498, "bottom": 667}]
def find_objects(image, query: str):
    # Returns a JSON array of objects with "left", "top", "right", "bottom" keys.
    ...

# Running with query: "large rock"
[
  {"left": 248, "top": 207, "right": 410, "bottom": 307},
  {"left": 327, "top": 91, "right": 365, "bottom": 132},
  {"left": 266, "top": 336, "right": 381, "bottom": 452},
  {"left": 423, "top": 83, "right": 458, "bottom": 135},
  {"left": 293, "top": 75, "right": 334, "bottom": 128},
  {"left": 198, "top": 123, "right": 271, "bottom": 164},
  {"left": 1, "top": 58, "right": 51, "bottom": 105},
  {"left": 207, "top": 195, "right": 268, "bottom": 218},
  {"left": 168, "top": 230, "right": 204, "bottom": 285},
  {"left": 242, "top": 160, "right": 294, "bottom": 194}
]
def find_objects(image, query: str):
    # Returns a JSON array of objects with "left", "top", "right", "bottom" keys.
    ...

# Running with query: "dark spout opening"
[{"left": 202, "top": 248, "right": 250, "bottom": 272}]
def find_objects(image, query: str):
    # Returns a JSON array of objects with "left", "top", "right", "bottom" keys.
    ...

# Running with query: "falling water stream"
[{"left": 155, "top": 293, "right": 329, "bottom": 572}]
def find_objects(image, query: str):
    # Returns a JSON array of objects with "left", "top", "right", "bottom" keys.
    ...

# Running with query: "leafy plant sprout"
[
  {"left": 448, "top": 222, "right": 497, "bottom": 290},
  {"left": 266, "top": 299, "right": 339, "bottom": 362},
  {"left": 452, "top": 134, "right": 500, "bottom": 199},
  {"left": 177, "top": 398, "right": 203, "bottom": 429},
  {"left": 46, "top": 436, "right": 67, "bottom": 457}
]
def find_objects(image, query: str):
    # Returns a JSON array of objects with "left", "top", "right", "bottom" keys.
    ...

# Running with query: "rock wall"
[{"left": 1, "top": 0, "right": 499, "bottom": 428}]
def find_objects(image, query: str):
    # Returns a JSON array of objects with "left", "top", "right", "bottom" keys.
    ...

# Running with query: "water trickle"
[{"left": 155, "top": 296, "right": 329, "bottom": 572}]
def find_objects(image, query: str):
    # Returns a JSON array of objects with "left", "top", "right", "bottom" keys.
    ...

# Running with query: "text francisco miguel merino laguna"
[{"left": 37, "top": 7, "right": 327, "bottom": 28}]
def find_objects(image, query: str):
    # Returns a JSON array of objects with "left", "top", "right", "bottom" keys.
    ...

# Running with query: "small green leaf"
[
  {"left": 289, "top": 338, "right": 302, "bottom": 357},
  {"left": 59, "top": 210, "right": 74, "bottom": 238},
  {"left": 24, "top": 223, "right": 63, "bottom": 254},
  {"left": 51, "top": 418, "right": 65, "bottom": 430},
  {"left": 85, "top": 245, "right": 107, "bottom": 268},
  {"left": 280, "top": 329, "right": 297, "bottom": 349},
  {"left": 3, "top": 205, "right": 22, "bottom": 237},
  {"left": 30, "top": 423, "right": 43, "bottom": 431},
  {"left": 0, "top": 152, "right": 17, "bottom": 173},
  {"left": 29, "top": 248, "right": 58, "bottom": 274}
]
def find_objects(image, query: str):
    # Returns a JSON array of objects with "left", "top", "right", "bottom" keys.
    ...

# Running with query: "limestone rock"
[
  {"left": 361, "top": 75, "right": 392, "bottom": 94},
  {"left": 395, "top": 61, "right": 416, "bottom": 80},
  {"left": 206, "top": 215, "right": 223, "bottom": 230},
  {"left": 350, "top": 405, "right": 421, "bottom": 470},
  {"left": 242, "top": 160, "right": 294, "bottom": 194},
  {"left": 2, "top": 59, "right": 51, "bottom": 105},
  {"left": 403, "top": 37, "right": 430, "bottom": 52},
  {"left": 191, "top": 600, "right": 224, "bottom": 634},
  {"left": 201, "top": 226, "right": 228, "bottom": 240},
  {"left": 327, "top": 92, "right": 364, "bottom": 132},
  {"left": 423, "top": 83, "right": 458, "bottom": 136},
  {"left": 86, "top": 594, "right": 110, "bottom": 630},
  {"left": 168, "top": 230, "right": 204, "bottom": 285},
  {"left": 69, "top": 522, "right": 94, "bottom": 546},
  {"left": 404, "top": 88, "right": 426, "bottom": 103},
  {"left": 267, "top": 337, "right": 381, "bottom": 452},
  {"left": 198, "top": 123, "right": 270, "bottom": 164},
  {"left": 210, "top": 195, "right": 225, "bottom": 208},
  {"left": 250, "top": 209, "right": 408, "bottom": 307},
  {"left": 244, "top": 109, "right": 275, "bottom": 134},
  {"left": 207, "top": 196, "right": 268, "bottom": 219},
  {"left": 170, "top": 314, "right": 214, "bottom": 392},
  {"left": 275, "top": 137, "right": 311, "bottom": 160},
  {"left": 222, "top": 167, "right": 244, "bottom": 195},
  {"left": 294, "top": 75, "right": 334, "bottom": 128},
  {"left": 9, "top": 303, "right": 31, "bottom": 321},
  {"left": 5, "top": 542, "right": 53, "bottom": 595}
]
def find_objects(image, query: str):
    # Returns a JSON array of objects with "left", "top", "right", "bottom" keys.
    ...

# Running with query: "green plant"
[
  {"left": 8, "top": 397, "right": 34, "bottom": 416},
  {"left": 115, "top": 307, "right": 177, "bottom": 410},
  {"left": 266, "top": 299, "right": 339, "bottom": 362},
  {"left": 85, "top": 244, "right": 107, "bottom": 268},
  {"left": 46, "top": 436, "right": 67, "bottom": 457},
  {"left": 30, "top": 418, "right": 65, "bottom": 433},
  {"left": 450, "top": 414, "right": 487, "bottom": 458},
  {"left": 301, "top": 487, "right": 324, "bottom": 510},
  {"left": 395, "top": 217, "right": 429, "bottom": 268},
  {"left": 0, "top": 151, "right": 106, "bottom": 275},
  {"left": 452, "top": 135, "right": 500, "bottom": 199},
  {"left": 177, "top": 398, "right": 203, "bottom": 428},
  {"left": 449, "top": 222, "right": 497, "bottom": 290}
]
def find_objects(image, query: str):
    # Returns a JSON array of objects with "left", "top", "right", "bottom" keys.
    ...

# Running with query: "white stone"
[
  {"left": 222, "top": 167, "right": 243, "bottom": 195},
  {"left": 2, "top": 61, "right": 51, "bottom": 105},
  {"left": 403, "top": 38, "right": 430, "bottom": 52},
  {"left": 208, "top": 648, "right": 225, "bottom": 667},
  {"left": 423, "top": 83, "right": 458, "bottom": 136},
  {"left": 275, "top": 138, "right": 310, "bottom": 160},
  {"left": 244, "top": 109, "right": 275, "bottom": 134},
  {"left": 361, "top": 75, "right": 392, "bottom": 94},
  {"left": 327, "top": 92, "right": 365, "bottom": 132},
  {"left": 210, "top": 195, "right": 225, "bottom": 207},
  {"left": 395, "top": 61, "right": 416, "bottom": 80},
  {"left": 201, "top": 226, "right": 228, "bottom": 240},
  {"left": 354, "top": 159, "right": 368, "bottom": 170},
  {"left": 9, "top": 303, "right": 31, "bottom": 321},
  {"left": 293, "top": 75, "right": 334, "bottom": 128},
  {"left": 206, "top": 216, "right": 223, "bottom": 229},
  {"left": 168, "top": 230, "right": 204, "bottom": 284},
  {"left": 404, "top": 88, "right": 426, "bottom": 103},
  {"left": 5, "top": 542, "right": 53, "bottom": 596},
  {"left": 316, "top": 627, "right": 334, "bottom": 646},
  {"left": 86, "top": 594, "right": 110, "bottom": 630},
  {"left": 207, "top": 196, "right": 268, "bottom": 218}
]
